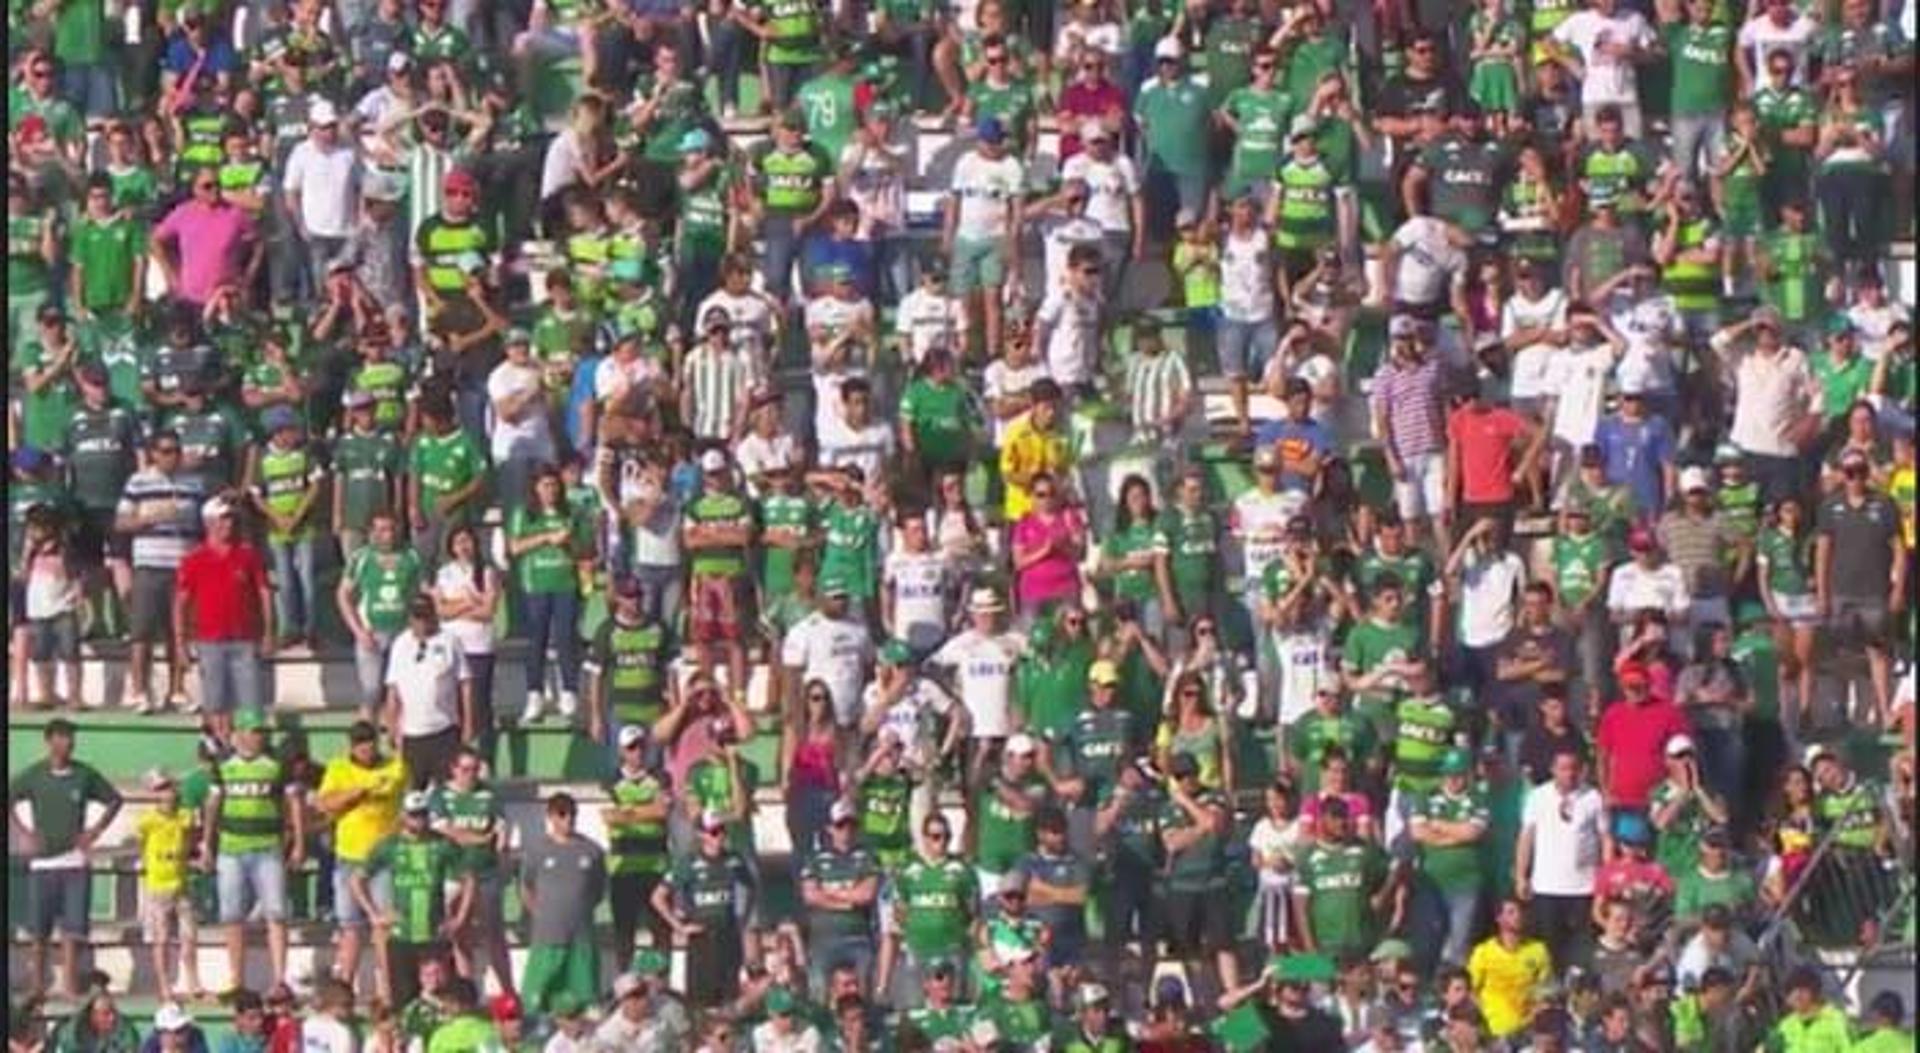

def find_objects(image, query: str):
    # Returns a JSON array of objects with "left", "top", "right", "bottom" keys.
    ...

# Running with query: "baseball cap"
[
  {"left": 1088, "top": 660, "right": 1121, "bottom": 687},
  {"left": 829, "top": 798, "right": 858, "bottom": 824},
  {"left": 1827, "top": 315, "right": 1857, "bottom": 339},
  {"left": 489, "top": 993, "right": 523, "bottom": 1022},
  {"left": 443, "top": 168, "right": 478, "bottom": 195},
  {"left": 1627, "top": 526, "right": 1656, "bottom": 552},
  {"left": 1388, "top": 315, "right": 1424, "bottom": 340},
  {"left": 1701, "top": 825, "right": 1732, "bottom": 849},
  {"left": 1666, "top": 734, "right": 1696, "bottom": 757},
  {"left": 698, "top": 808, "right": 729, "bottom": 832},
  {"left": 1679, "top": 465, "right": 1712, "bottom": 493},
  {"left": 677, "top": 128, "right": 713, "bottom": 154},
  {"left": 1612, "top": 810, "right": 1652, "bottom": 845},
  {"left": 1839, "top": 446, "right": 1870, "bottom": 469},
  {"left": 347, "top": 720, "right": 380, "bottom": 744},
  {"left": 975, "top": 115, "right": 1006, "bottom": 143},
  {"left": 1077, "top": 982, "right": 1112, "bottom": 1008},
  {"left": 821, "top": 575, "right": 852, "bottom": 599},
  {"left": 699, "top": 448, "right": 729, "bottom": 473},
  {"left": 1006, "top": 733, "right": 1038, "bottom": 756},
  {"left": 388, "top": 51, "right": 414, "bottom": 74},
  {"left": 503, "top": 326, "right": 531, "bottom": 347},
  {"left": 1289, "top": 114, "right": 1319, "bottom": 140},
  {"left": 308, "top": 98, "right": 339, "bottom": 125},
  {"left": 403, "top": 790, "right": 432, "bottom": 814},
  {"left": 765, "top": 987, "right": 796, "bottom": 1014},
  {"left": 879, "top": 639, "right": 914, "bottom": 666},
  {"left": 233, "top": 709, "right": 267, "bottom": 732},
  {"left": 264, "top": 406, "right": 302, "bottom": 433},
  {"left": 1714, "top": 442, "right": 1744, "bottom": 465},
  {"left": 1082, "top": 118, "right": 1114, "bottom": 143},
  {"left": 1617, "top": 660, "right": 1650, "bottom": 685},
  {"left": 1803, "top": 743, "right": 1837, "bottom": 767},
  {"left": 611, "top": 973, "right": 644, "bottom": 1000},
  {"left": 1752, "top": 305, "right": 1783, "bottom": 329},
  {"left": 1438, "top": 748, "right": 1471, "bottom": 776},
  {"left": 1253, "top": 444, "right": 1282, "bottom": 469},
  {"left": 968, "top": 587, "right": 1006, "bottom": 612},
  {"left": 617, "top": 724, "right": 649, "bottom": 749},
  {"left": 702, "top": 306, "right": 733, "bottom": 331},
  {"left": 144, "top": 768, "right": 176, "bottom": 791},
  {"left": 153, "top": 1004, "right": 194, "bottom": 1032},
  {"left": 362, "top": 171, "right": 404, "bottom": 202},
  {"left": 631, "top": 947, "right": 670, "bottom": 976}
]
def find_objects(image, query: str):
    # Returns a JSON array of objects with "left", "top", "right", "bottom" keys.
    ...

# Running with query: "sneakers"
[
  {"left": 173, "top": 693, "right": 200, "bottom": 715},
  {"left": 129, "top": 694, "right": 155, "bottom": 715},
  {"left": 519, "top": 691, "right": 547, "bottom": 726},
  {"left": 557, "top": 690, "right": 579, "bottom": 719}
]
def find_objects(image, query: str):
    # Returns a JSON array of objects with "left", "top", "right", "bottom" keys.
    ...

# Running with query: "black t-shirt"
[
  {"left": 1818, "top": 491, "right": 1899, "bottom": 598},
  {"left": 1270, "top": 1007, "right": 1346, "bottom": 1053},
  {"left": 1518, "top": 723, "right": 1589, "bottom": 785},
  {"left": 1376, "top": 72, "right": 1463, "bottom": 126},
  {"left": 1489, "top": 625, "right": 1575, "bottom": 727}
]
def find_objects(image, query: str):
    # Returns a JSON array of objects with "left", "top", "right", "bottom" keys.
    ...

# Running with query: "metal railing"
[{"left": 1753, "top": 819, "right": 1912, "bottom": 1017}]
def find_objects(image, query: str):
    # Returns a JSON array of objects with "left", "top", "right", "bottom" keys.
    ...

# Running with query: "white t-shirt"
[
  {"left": 1458, "top": 549, "right": 1525, "bottom": 648},
  {"left": 950, "top": 150, "right": 1026, "bottom": 240},
  {"left": 928, "top": 629, "right": 1025, "bottom": 738},
  {"left": 1059, "top": 151, "right": 1140, "bottom": 234},
  {"left": 1036, "top": 288, "right": 1103, "bottom": 386},
  {"left": 1738, "top": 13, "right": 1820, "bottom": 85},
  {"left": 736, "top": 431, "right": 800, "bottom": 488},
  {"left": 432, "top": 562, "right": 495, "bottom": 656},
  {"left": 1220, "top": 227, "right": 1277, "bottom": 323},
  {"left": 1547, "top": 343, "right": 1616, "bottom": 448},
  {"left": 1521, "top": 781, "right": 1606, "bottom": 895},
  {"left": 697, "top": 288, "right": 778, "bottom": 376},
  {"left": 1272, "top": 625, "right": 1334, "bottom": 726},
  {"left": 817, "top": 414, "right": 896, "bottom": 482},
  {"left": 1056, "top": 19, "right": 1124, "bottom": 59},
  {"left": 593, "top": 354, "right": 665, "bottom": 407},
  {"left": 884, "top": 549, "right": 954, "bottom": 651},
  {"left": 300, "top": 1014, "right": 359, "bottom": 1053},
  {"left": 1389, "top": 216, "right": 1468, "bottom": 307},
  {"left": 1610, "top": 295, "right": 1682, "bottom": 395},
  {"left": 281, "top": 140, "right": 360, "bottom": 238},
  {"left": 781, "top": 612, "right": 874, "bottom": 726},
  {"left": 1502, "top": 289, "right": 1569, "bottom": 403},
  {"left": 1041, "top": 213, "right": 1109, "bottom": 294},
  {"left": 383, "top": 628, "right": 471, "bottom": 737},
  {"left": 896, "top": 287, "right": 968, "bottom": 363},
  {"left": 1231, "top": 488, "right": 1305, "bottom": 587},
  {"left": 865, "top": 677, "right": 957, "bottom": 769},
  {"left": 806, "top": 296, "right": 876, "bottom": 433},
  {"left": 486, "top": 360, "right": 552, "bottom": 460},
  {"left": 1606, "top": 559, "right": 1691, "bottom": 620},
  {"left": 1552, "top": 9, "right": 1657, "bottom": 107},
  {"left": 982, "top": 359, "right": 1051, "bottom": 442}
]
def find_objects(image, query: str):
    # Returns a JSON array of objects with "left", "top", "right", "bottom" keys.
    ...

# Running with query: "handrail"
[{"left": 1755, "top": 820, "right": 1849, "bottom": 955}]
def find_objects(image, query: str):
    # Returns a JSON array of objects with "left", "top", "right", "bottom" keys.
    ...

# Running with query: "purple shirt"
[{"left": 153, "top": 199, "right": 256, "bottom": 307}]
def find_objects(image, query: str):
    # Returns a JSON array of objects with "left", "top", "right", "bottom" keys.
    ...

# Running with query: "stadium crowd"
[{"left": 5, "top": 0, "right": 1919, "bottom": 1044}]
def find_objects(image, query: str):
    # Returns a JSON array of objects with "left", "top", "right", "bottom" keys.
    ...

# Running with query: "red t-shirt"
[
  {"left": 1055, "top": 79, "right": 1127, "bottom": 161},
  {"left": 1594, "top": 698, "right": 1690, "bottom": 808},
  {"left": 1447, "top": 405, "right": 1529, "bottom": 505},
  {"left": 1595, "top": 857, "right": 1675, "bottom": 903},
  {"left": 176, "top": 540, "right": 269, "bottom": 642}
]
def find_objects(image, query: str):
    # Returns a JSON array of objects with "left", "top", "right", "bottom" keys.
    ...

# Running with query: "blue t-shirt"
[
  {"left": 801, "top": 237, "right": 878, "bottom": 300},
  {"left": 565, "top": 352, "right": 604, "bottom": 455},
  {"left": 1595, "top": 414, "right": 1674, "bottom": 517},
  {"left": 163, "top": 34, "right": 241, "bottom": 76},
  {"left": 1253, "top": 418, "right": 1333, "bottom": 492}
]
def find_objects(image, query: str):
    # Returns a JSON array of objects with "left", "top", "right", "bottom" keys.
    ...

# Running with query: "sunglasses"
[
  {"left": 195, "top": 181, "right": 217, "bottom": 191},
  {"left": 1032, "top": 489, "right": 1056, "bottom": 499},
  {"left": 152, "top": 445, "right": 182, "bottom": 455},
  {"left": 986, "top": 54, "right": 1008, "bottom": 64},
  {"left": 446, "top": 188, "right": 474, "bottom": 199},
  {"left": 927, "top": 829, "right": 951, "bottom": 841},
  {"left": 1411, "top": 43, "right": 1435, "bottom": 52},
  {"left": 29, "top": 67, "right": 53, "bottom": 78},
  {"left": 1254, "top": 62, "right": 1276, "bottom": 71},
  {"left": 1077, "top": 266, "right": 1102, "bottom": 275}
]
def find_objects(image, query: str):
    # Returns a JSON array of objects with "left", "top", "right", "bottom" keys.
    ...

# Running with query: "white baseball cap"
[
  {"left": 308, "top": 98, "right": 340, "bottom": 126},
  {"left": 1679, "top": 465, "right": 1713, "bottom": 493},
  {"left": 1153, "top": 36, "right": 1183, "bottom": 60},
  {"left": 968, "top": 587, "right": 1006, "bottom": 613},
  {"left": 154, "top": 1004, "right": 194, "bottom": 1032},
  {"left": 403, "top": 790, "right": 433, "bottom": 813},
  {"left": 1665, "top": 734, "right": 1696, "bottom": 757},
  {"left": 700, "top": 449, "right": 729, "bottom": 473},
  {"left": 618, "top": 724, "right": 649, "bottom": 749},
  {"left": 829, "top": 798, "right": 858, "bottom": 823},
  {"left": 1007, "top": 733, "right": 1038, "bottom": 756}
]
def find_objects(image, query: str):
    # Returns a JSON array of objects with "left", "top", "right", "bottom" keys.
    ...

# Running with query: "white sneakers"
[
  {"left": 557, "top": 690, "right": 579, "bottom": 719},
  {"left": 519, "top": 691, "right": 547, "bottom": 726}
]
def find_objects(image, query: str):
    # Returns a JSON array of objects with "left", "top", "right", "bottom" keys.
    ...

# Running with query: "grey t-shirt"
[
  {"left": 519, "top": 833, "right": 607, "bottom": 946},
  {"left": 1817, "top": 492, "right": 1899, "bottom": 598}
]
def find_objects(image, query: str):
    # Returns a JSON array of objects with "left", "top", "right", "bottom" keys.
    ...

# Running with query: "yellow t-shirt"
[
  {"left": 1467, "top": 935, "right": 1553, "bottom": 1037},
  {"left": 136, "top": 807, "right": 196, "bottom": 894},
  {"left": 998, "top": 414, "right": 1071, "bottom": 521},
  {"left": 1889, "top": 465, "right": 1914, "bottom": 548},
  {"left": 318, "top": 754, "right": 408, "bottom": 863}
]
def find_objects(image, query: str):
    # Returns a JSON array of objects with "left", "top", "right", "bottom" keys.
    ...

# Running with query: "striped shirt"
[
  {"left": 1370, "top": 356, "right": 1446, "bottom": 459},
  {"left": 1126, "top": 349, "right": 1192, "bottom": 437},
  {"left": 682, "top": 344, "right": 754, "bottom": 441},
  {"left": 117, "top": 469, "right": 208, "bottom": 569},
  {"left": 403, "top": 142, "right": 455, "bottom": 239}
]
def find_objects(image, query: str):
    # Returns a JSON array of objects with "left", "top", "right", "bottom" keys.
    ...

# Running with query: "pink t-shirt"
[
  {"left": 1011, "top": 509, "right": 1083, "bottom": 610},
  {"left": 153, "top": 199, "right": 256, "bottom": 307},
  {"left": 1300, "top": 791, "right": 1374, "bottom": 831}
]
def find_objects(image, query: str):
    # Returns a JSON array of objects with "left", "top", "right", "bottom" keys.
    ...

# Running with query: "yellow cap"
[{"left": 1088, "top": 660, "right": 1121, "bottom": 687}]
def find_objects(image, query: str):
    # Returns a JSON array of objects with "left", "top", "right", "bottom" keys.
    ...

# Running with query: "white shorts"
[
  {"left": 1392, "top": 451, "right": 1449, "bottom": 521},
  {"left": 140, "top": 887, "right": 196, "bottom": 945}
]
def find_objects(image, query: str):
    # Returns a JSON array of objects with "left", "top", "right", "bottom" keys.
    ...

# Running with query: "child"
[
  {"left": 134, "top": 769, "right": 204, "bottom": 1003},
  {"left": 531, "top": 269, "right": 594, "bottom": 433},
  {"left": 1170, "top": 215, "right": 1221, "bottom": 373},
  {"left": 21, "top": 507, "right": 82, "bottom": 709},
  {"left": 1467, "top": 0, "right": 1525, "bottom": 137},
  {"left": 1711, "top": 104, "right": 1769, "bottom": 299}
]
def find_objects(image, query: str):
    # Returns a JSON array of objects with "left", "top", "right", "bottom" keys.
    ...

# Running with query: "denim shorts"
[
  {"left": 216, "top": 851, "right": 289, "bottom": 924},
  {"left": 196, "top": 641, "right": 264, "bottom": 715},
  {"left": 1217, "top": 317, "right": 1278, "bottom": 380},
  {"left": 20, "top": 867, "right": 89, "bottom": 940},
  {"left": 333, "top": 862, "right": 393, "bottom": 928}
]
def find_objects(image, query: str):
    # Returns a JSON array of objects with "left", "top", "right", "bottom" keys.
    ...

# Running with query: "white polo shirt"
[
  {"left": 383, "top": 627, "right": 470, "bottom": 737},
  {"left": 1521, "top": 780, "right": 1606, "bottom": 896}
]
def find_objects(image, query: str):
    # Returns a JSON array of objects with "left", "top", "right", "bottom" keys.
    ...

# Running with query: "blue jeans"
[
  {"left": 707, "top": 19, "right": 748, "bottom": 111},
  {"left": 523, "top": 590, "right": 582, "bottom": 695},
  {"left": 809, "top": 933, "right": 876, "bottom": 997},
  {"left": 195, "top": 640, "right": 265, "bottom": 715},
  {"left": 632, "top": 564, "right": 682, "bottom": 632},
  {"left": 268, "top": 537, "right": 318, "bottom": 638},
  {"left": 1412, "top": 877, "right": 1482, "bottom": 969},
  {"left": 216, "top": 850, "right": 289, "bottom": 924},
  {"left": 762, "top": 214, "right": 802, "bottom": 303},
  {"left": 60, "top": 63, "right": 116, "bottom": 117},
  {"left": 1217, "top": 317, "right": 1278, "bottom": 381}
]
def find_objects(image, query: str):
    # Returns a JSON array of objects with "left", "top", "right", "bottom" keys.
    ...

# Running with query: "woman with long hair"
[
  {"left": 1009, "top": 471, "right": 1087, "bottom": 622},
  {"left": 782, "top": 677, "right": 842, "bottom": 862},
  {"left": 1756, "top": 495, "right": 1818, "bottom": 735},
  {"left": 506, "top": 465, "right": 583, "bottom": 724},
  {"left": 1248, "top": 777, "right": 1308, "bottom": 950},
  {"left": 1813, "top": 67, "right": 1890, "bottom": 270},
  {"left": 431, "top": 524, "right": 500, "bottom": 762},
  {"left": 1761, "top": 764, "right": 1819, "bottom": 911},
  {"left": 1102, "top": 475, "right": 1172, "bottom": 639},
  {"left": 928, "top": 467, "right": 991, "bottom": 594},
  {"left": 1155, "top": 669, "right": 1237, "bottom": 801}
]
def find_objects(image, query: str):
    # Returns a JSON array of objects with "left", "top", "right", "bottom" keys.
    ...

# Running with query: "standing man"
[
  {"left": 1711, "top": 307, "right": 1817, "bottom": 503},
  {"left": 1814, "top": 449, "right": 1905, "bottom": 729},
  {"left": 518, "top": 793, "right": 607, "bottom": 1016},
  {"left": 115, "top": 429, "right": 207, "bottom": 713},
  {"left": 383, "top": 595, "right": 474, "bottom": 789},
  {"left": 204, "top": 709, "right": 306, "bottom": 994},
  {"left": 1513, "top": 749, "right": 1605, "bottom": 968},
  {"left": 1372, "top": 319, "right": 1452, "bottom": 553},
  {"left": 315, "top": 720, "right": 408, "bottom": 998},
  {"left": 798, "top": 798, "right": 883, "bottom": 994},
  {"left": 281, "top": 99, "right": 363, "bottom": 295},
  {"left": 943, "top": 116, "right": 1026, "bottom": 361},
  {"left": 1409, "top": 749, "right": 1491, "bottom": 971},
  {"left": 354, "top": 790, "right": 473, "bottom": 1009},
  {"left": 7, "top": 719, "right": 123, "bottom": 1000},
  {"left": 174, "top": 496, "right": 275, "bottom": 741}
]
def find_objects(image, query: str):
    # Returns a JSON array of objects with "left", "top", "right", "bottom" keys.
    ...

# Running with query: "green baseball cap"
[
  {"left": 820, "top": 575, "right": 852, "bottom": 599},
  {"left": 549, "top": 992, "right": 586, "bottom": 1018},
  {"left": 879, "top": 639, "right": 914, "bottom": 666},
  {"left": 1438, "top": 749, "right": 1472, "bottom": 776},
  {"left": 1269, "top": 952, "right": 1338, "bottom": 983},
  {"left": 631, "top": 947, "right": 669, "bottom": 976},
  {"left": 233, "top": 709, "right": 268, "bottom": 732},
  {"left": 765, "top": 986, "right": 796, "bottom": 1014}
]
